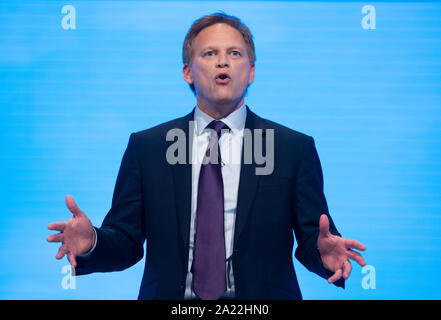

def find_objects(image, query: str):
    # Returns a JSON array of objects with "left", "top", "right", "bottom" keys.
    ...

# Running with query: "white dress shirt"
[{"left": 184, "top": 103, "right": 246, "bottom": 299}]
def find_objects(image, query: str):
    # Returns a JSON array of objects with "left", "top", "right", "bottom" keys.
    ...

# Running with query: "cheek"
[
  {"left": 237, "top": 70, "right": 252, "bottom": 87},
  {"left": 194, "top": 70, "right": 212, "bottom": 87},
  {"left": 192, "top": 63, "right": 211, "bottom": 82}
]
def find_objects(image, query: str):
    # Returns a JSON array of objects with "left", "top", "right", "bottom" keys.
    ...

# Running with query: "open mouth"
[{"left": 215, "top": 73, "right": 231, "bottom": 84}]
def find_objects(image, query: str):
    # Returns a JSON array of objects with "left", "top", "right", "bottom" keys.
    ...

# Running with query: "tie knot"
[{"left": 207, "top": 120, "right": 229, "bottom": 136}]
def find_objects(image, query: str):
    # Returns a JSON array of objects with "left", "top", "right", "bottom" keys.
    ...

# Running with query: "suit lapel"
[
  {"left": 169, "top": 110, "right": 194, "bottom": 250},
  {"left": 233, "top": 107, "right": 265, "bottom": 248}
]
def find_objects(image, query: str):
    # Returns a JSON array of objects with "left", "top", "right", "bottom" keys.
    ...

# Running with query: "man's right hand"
[{"left": 47, "top": 195, "right": 95, "bottom": 268}]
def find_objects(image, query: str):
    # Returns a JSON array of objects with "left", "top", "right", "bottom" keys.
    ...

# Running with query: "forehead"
[{"left": 192, "top": 23, "right": 247, "bottom": 50}]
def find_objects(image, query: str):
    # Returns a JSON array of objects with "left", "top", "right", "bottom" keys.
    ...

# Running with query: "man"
[{"left": 47, "top": 12, "right": 366, "bottom": 300}]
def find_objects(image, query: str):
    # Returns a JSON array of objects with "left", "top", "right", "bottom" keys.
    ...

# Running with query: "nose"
[{"left": 217, "top": 52, "right": 229, "bottom": 68}]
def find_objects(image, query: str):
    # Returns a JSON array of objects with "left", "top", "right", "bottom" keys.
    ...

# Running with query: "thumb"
[
  {"left": 319, "top": 214, "right": 330, "bottom": 237},
  {"left": 65, "top": 195, "right": 85, "bottom": 218}
]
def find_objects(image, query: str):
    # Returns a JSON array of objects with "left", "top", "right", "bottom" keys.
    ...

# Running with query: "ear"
[
  {"left": 248, "top": 63, "right": 255, "bottom": 85},
  {"left": 183, "top": 64, "right": 194, "bottom": 85}
]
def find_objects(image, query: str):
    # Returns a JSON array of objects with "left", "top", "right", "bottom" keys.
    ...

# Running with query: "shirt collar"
[{"left": 194, "top": 103, "right": 247, "bottom": 136}]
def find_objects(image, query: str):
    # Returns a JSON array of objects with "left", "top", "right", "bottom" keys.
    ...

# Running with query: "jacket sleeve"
[
  {"left": 292, "top": 136, "right": 345, "bottom": 288},
  {"left": 75, "top": 133, "right": 146, "bottom": 275}
]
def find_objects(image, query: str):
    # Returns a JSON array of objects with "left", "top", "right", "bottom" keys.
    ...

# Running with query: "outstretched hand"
[
  {"left": 47, "top": 195, "right": 95, "bottom": 268},
  {"left": 317, "top": 214, "right": 366, "bottom": 283}
]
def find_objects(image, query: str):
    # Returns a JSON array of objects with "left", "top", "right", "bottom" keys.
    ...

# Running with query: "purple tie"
[{"left": 193, "top": 120, "right": 228, "bottom": 300}]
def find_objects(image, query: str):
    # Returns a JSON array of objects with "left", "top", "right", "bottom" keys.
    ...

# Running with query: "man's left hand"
[{"left": 317, "top": 214, "right": 367, "bottom": 283}]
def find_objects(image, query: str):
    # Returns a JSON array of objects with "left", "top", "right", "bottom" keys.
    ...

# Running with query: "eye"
[
  {"left": 231, "top": 50, "right": 241, "bottom": 56},
  {"left": 204, "top": 51, "right": 214, "bottom": 57}
]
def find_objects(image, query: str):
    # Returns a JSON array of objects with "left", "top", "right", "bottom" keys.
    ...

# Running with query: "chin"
[
  {"left": 210, "top": 90, "right": 231, "bottom": 100},
  {"left": 213, "top": 96, "right": 236, "bottom": 105}
]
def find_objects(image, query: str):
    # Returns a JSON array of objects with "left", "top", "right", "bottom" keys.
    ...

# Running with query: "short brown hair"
[{"left": 182, "top": 12, "right": 256, "bottom": 92}]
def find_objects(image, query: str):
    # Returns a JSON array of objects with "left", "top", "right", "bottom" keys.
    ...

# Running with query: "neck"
[{"left": 197, "top": 96, "right": 244, "bottom": 120}]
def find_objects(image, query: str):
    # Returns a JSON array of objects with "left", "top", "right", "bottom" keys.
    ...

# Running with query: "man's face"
[{"left": 183, "top": 23, "right": 255, "bottom": 108}]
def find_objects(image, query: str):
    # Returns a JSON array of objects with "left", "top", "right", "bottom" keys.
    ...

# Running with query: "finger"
[
  {"left": 47, "top": 233, "right": 64, "bottom": 243},
  {"left": 56, "top": 244, "right": 69, "bottom": 260},
  {"left": 319, "top": 214, "right": 330, "bottom": 237},
  {"left": 48, "top": 222, "right": 65, "bottom": 232},
  {"left": 344, "top": 238, "right": 366, "bottom": 251},
  {"left": 342, "top": 261, "right": 352, "bottom": 280},
  {"left": 65, "top": 195, "right": 85, "bottom": 218},
  {"left": 328, "top": 268, "right": 342, "bottom": 284},
  {"left": 67, "top": 252, "right": 77, "bottom": 268},
  {"left": 348, "top": 249, "right": 367, "bottom": 267}
]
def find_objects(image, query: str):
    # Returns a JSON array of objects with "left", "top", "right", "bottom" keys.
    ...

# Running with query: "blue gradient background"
[{"left": 1, "top": 1, "right": 440, "bottom": 299}]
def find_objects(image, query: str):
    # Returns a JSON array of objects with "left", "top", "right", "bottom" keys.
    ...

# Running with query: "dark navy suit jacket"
[{"left": 76, "top": 107, "right": 344, "bottom": 299}]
